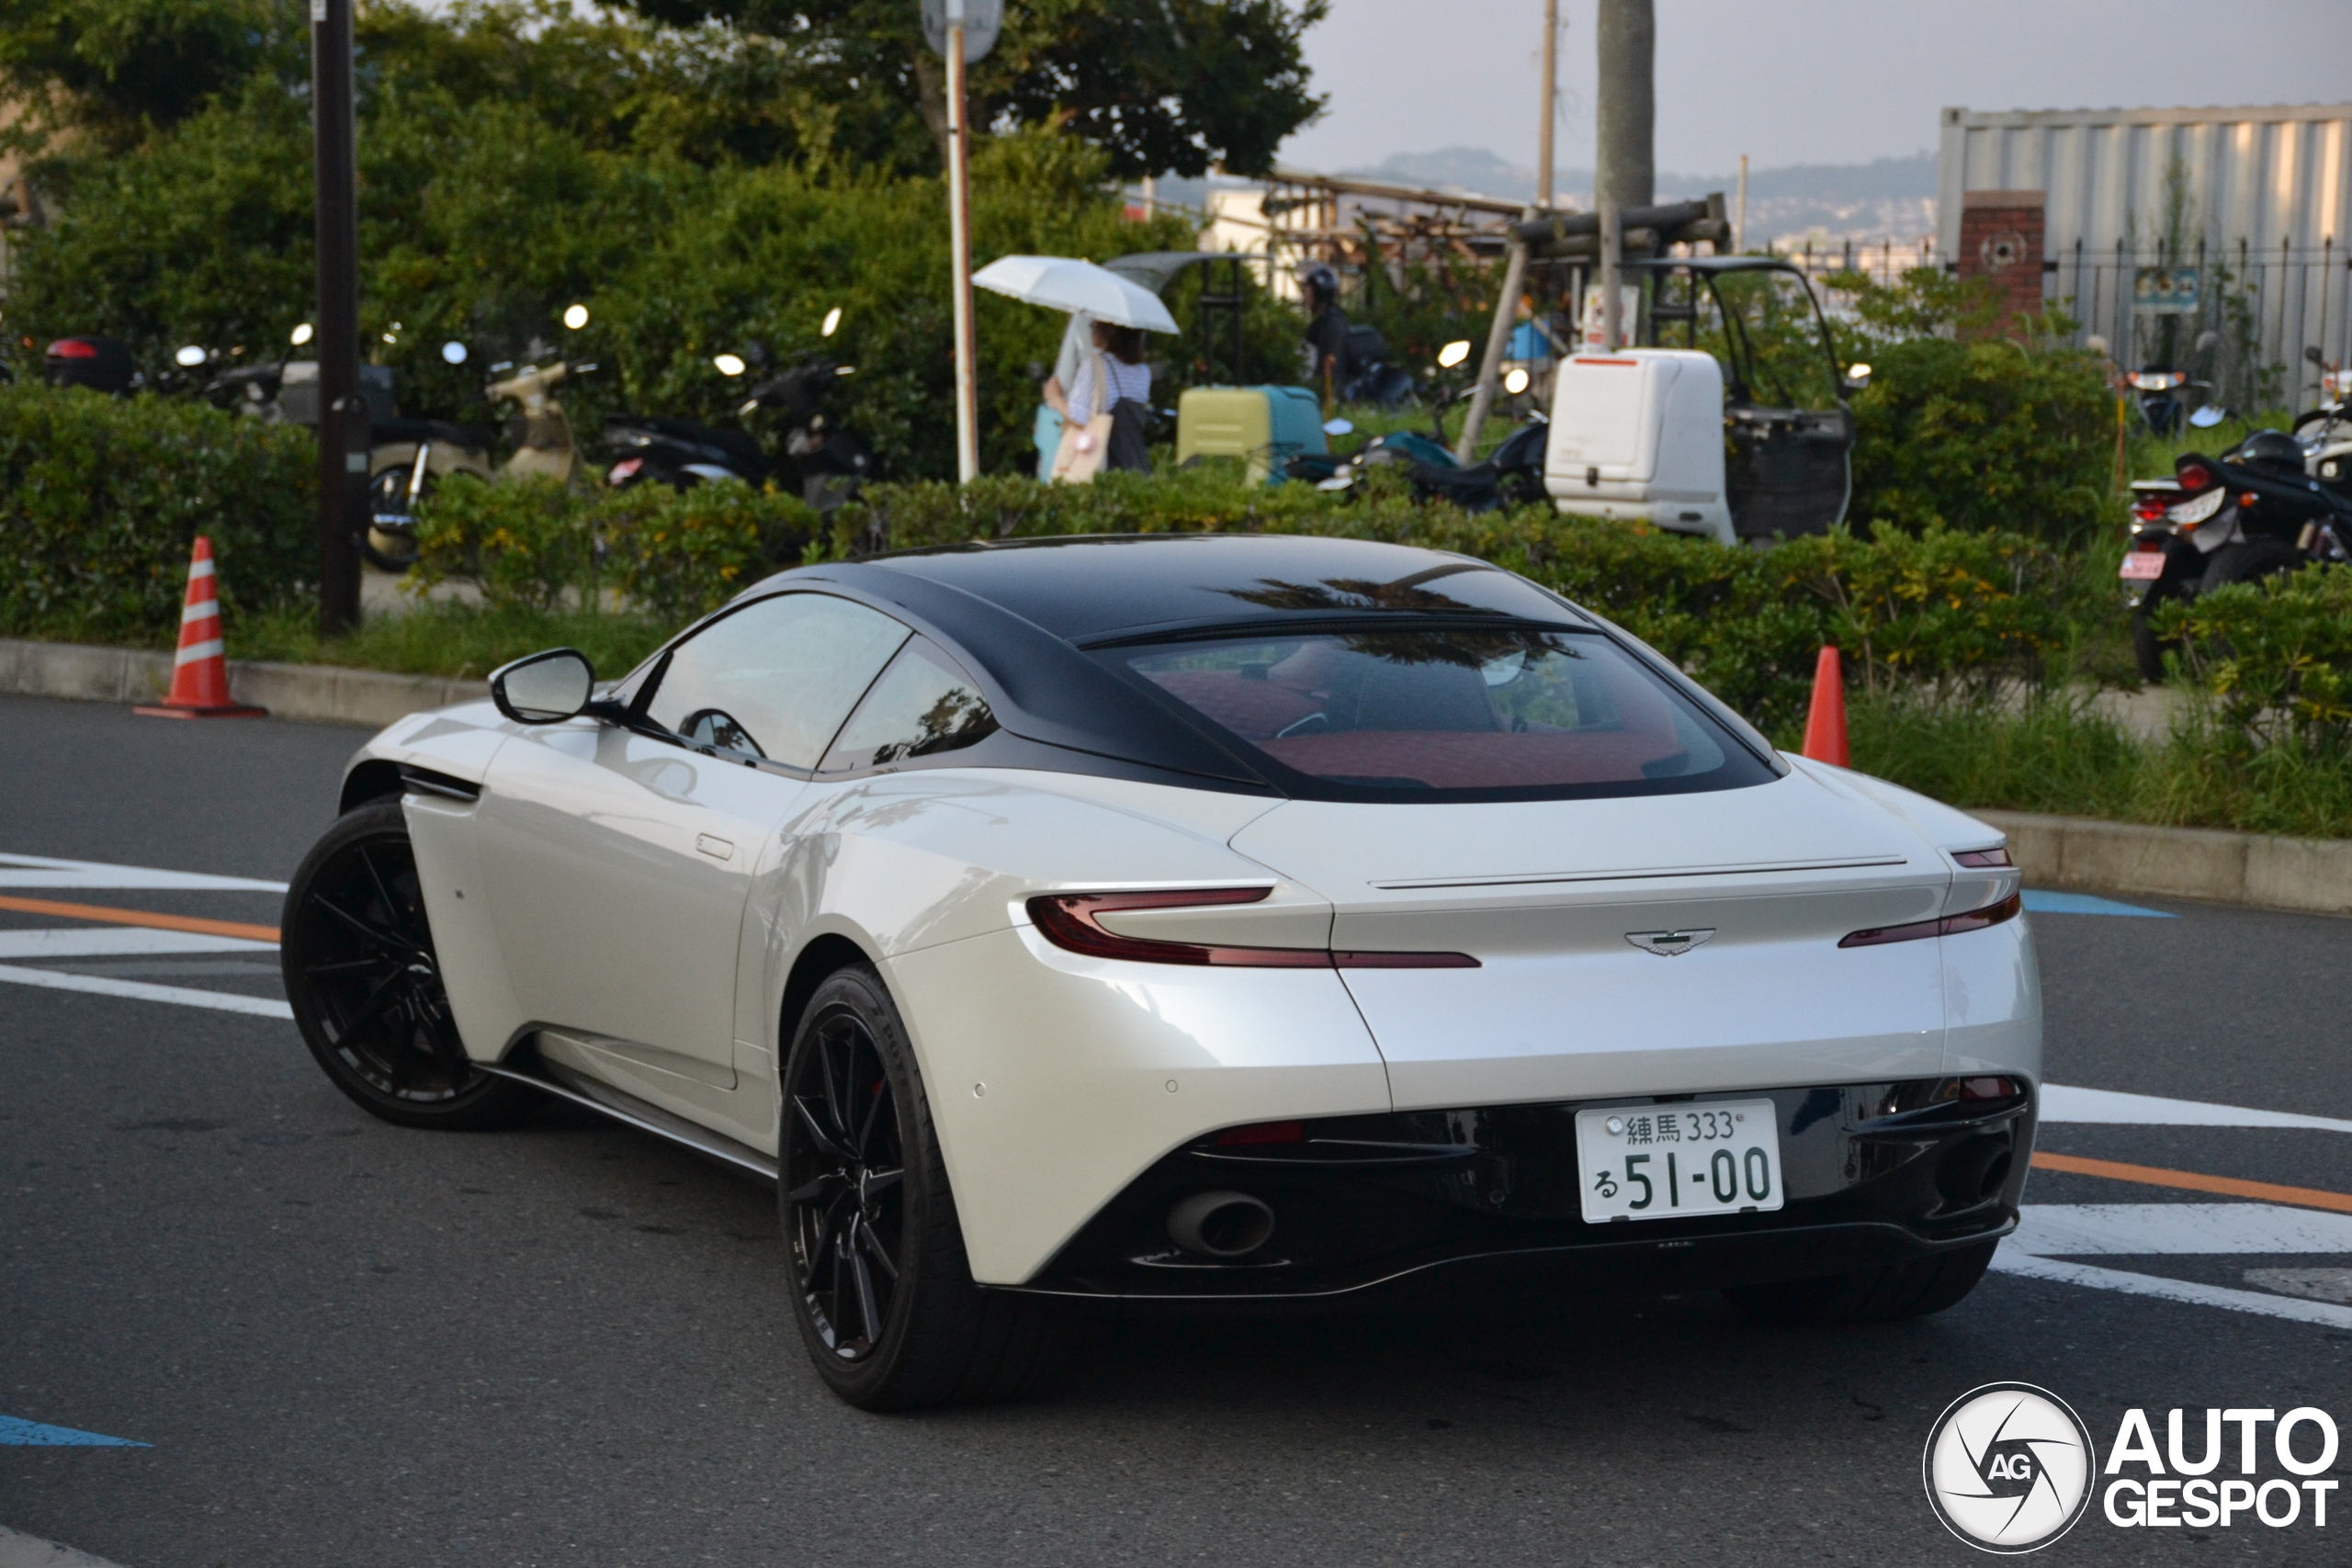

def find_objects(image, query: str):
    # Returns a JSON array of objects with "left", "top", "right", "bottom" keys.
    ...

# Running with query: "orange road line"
[
  {"left": 2032, "top": 1150, "right": 2352, "bottom": 1215},
  {"left": 0, "top": 893, "right": 279, "bottom": 944}
]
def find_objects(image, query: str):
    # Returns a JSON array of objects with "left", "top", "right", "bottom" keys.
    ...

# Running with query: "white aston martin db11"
[{"left": 283, "top": 533, "right": 2038, "bottom": 1408}]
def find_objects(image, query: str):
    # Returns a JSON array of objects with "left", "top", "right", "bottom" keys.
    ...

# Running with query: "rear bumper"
[{"left": 1019, "top": 1077, "right": 2034, "bottom": 1301}]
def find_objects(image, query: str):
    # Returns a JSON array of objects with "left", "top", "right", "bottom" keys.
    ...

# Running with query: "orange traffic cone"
[
  {"left": 135, "top": 536, "right": 266, "bottom": 719},
  {"left": 1800, "top": 646, "right": 1848, "bottom": 766}
]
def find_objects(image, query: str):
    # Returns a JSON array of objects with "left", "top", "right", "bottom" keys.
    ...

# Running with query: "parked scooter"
[
  {"left": 605, "top": 358, "right": 872, "bottom": 513},
  {"left": 1306, "top": 341, "right": 1546, "bottom": 513},
  {"left": 44, "top": 336, "right": 138, "bottom": 394},
  {"left": 357, "top": 348, "right": 586, "bottom": 572},
  {"left": 2120, "top": 429, "right": 2352, "bottom": 680}
]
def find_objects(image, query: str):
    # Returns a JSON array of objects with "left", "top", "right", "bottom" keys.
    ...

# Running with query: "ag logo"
[
  {"left": 1623, "top": 928, "right": 1713, "bottom": 957},
  {"left": 1923, "top": 1382, "right": 2097, "bottom": 1553}
]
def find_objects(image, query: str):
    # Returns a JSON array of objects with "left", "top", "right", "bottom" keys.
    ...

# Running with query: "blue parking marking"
[
  {"left": 0, "top": 1415, "right": 148, "bottom": 1447},
  {"left": 2021, "top": 890, "right": 2176, "bottom": 918}
]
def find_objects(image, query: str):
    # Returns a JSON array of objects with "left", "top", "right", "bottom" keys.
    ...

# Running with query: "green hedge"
[
  {"left": 0, "top": 386, "right": 316, "bottom": 641},
  {"left": 827, "top": 470, "right": 2083, "bottom": 735},
  {"left": 410, "top": 463, "right": 2079, "bottom": 736}
]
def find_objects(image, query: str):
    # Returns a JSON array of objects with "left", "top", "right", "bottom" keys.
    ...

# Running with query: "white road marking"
[
  {"left": 2039, "top": 1082, "right": 2352, "bottom": 1134},
  {"left": 0, "top": 964, "right": 291, "bottom": 1020},
  {"left": 0, "top": 852, "right": 286, "bottom": 893},
  {"left": 2244, "top": 1268, "right": 2352, "bottom": 1304},
  {"left": 0, "top": 1524, "right": 133, "bottom": 1568},
  {"left": 0, "top": 928, "right": 276, "bottom": 959},
  {"left": 2013, "top": 1202, "right": 2352, "bottom": 1257},
  {"left": 1990, "top": 1251, "right": 2352, "bottom": 1329}
]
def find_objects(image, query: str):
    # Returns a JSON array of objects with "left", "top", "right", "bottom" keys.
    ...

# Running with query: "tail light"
[
  {"left": 46, "top": 339, "right": 99, "bottom": 359},
  {"left": 1952, "top": 847, "right": 2012, "bottom": 868},
  {"left": 1026, "top": 887, "right": 1478, "bottom": 969},
  {"left": 1839, "top": 892, "right": 2022, "bottom": 949},
  {"left": 2175, "top": 460, "right": 2215, "bottom": 492},
  {"left": 606, "top": 457, "right": 644, "bottom": 483}
]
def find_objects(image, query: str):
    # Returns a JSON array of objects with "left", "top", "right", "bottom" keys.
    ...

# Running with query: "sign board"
[
  {"left": 2133, "top": 266, "right": 2201, "bottom": 313},
  {"left": 922, "top": 0, "right": 1002, "bottom": 62}
]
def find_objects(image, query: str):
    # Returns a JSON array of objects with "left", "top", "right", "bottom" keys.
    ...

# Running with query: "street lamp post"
[
  {"left": 923, "top": 0, "right": 1000, "bottom": 485},
  {"left": 311, "top": 0, "right": 365, "bottom": 635}
]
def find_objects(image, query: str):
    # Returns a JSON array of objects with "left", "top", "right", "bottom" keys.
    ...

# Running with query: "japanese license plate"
[
  {"left": 1577, "top": 1100, "right": 1784, "bottom": 1223},
  {"left": 2119, "top": 550, "right": 2166, "bottom": 581}
]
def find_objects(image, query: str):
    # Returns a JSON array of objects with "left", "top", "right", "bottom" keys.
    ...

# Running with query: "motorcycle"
[
  {"left": 44, "top": 336, "right": 138, "bottom": 395},
  {"left": 1304, "top": 344, "right": 1547, "bottom": 513},
  {"left": 2127, "top": 366, "right": 2207, "bottom": 437},
  {"left": 605, "top": 358, "right": 872, "bottom": 513},
  {"left": 2120, "top": 428, "right": 2352, "bottom": 681},
  {"left": 358, "top": 351, "right": 585, "bottom": 573}
]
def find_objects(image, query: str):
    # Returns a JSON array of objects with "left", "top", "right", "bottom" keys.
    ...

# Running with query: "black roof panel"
[{"left": 854, "top": 533, "right": 1584, "bottom": 644}]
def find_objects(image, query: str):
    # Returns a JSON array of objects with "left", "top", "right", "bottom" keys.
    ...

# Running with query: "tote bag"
[{"left": 1048, "top": 352, "right": 1114, "bottom": 485}]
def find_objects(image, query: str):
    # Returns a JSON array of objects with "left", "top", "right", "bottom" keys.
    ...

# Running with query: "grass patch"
[
  {"left": 1850, "top": 691, "right": 2352, "bottom": 840},
  {"left": 227, "top": 602, "right": 674, "bottom": 683}
]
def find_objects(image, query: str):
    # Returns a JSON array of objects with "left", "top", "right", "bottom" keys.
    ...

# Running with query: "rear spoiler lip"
[{"left": 1368, "top": 852, "right": 1913, "bottom": 892}]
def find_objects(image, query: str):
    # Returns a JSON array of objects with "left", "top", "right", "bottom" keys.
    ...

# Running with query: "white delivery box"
[{"left": 1543, "top": 348, "right": 1734, "bottom": 545}]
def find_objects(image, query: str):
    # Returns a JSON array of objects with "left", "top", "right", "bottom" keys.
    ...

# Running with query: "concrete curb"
[
  {"left": 1975, "top": 809, "right": 2352, "bottom": 919},
  {"left": 0, "top": 637, "right": 481, "bottom": 729}
]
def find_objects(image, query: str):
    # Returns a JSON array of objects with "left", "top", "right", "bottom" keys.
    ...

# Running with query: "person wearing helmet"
[{"left": 1299, "top": 265, "right": 1352, "bottom": 398}]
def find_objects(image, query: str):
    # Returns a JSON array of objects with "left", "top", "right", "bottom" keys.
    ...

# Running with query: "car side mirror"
[{"left": 490, "top": 648, "right": 595, "bottom": 724}]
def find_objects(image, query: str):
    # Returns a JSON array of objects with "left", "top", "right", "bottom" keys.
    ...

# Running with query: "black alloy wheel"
[
  {"left": 282, "top": 797, "right": 533, "bottom": 1130},
  {"left": 777, "top": 966, "right": 1054, "bottom": 1409},
  {"left": 784, "top": 1000, "right": 907, "bottom": 1363}
]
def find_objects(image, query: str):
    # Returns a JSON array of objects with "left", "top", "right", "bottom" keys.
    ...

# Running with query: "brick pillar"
[{"left": 1956, "top": 189, "right": 2046, "bottom": 338}]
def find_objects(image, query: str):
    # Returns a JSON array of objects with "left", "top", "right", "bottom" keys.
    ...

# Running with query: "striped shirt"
[{"left": 1067, "top": 353, "right": 1151, "bottom": 424}]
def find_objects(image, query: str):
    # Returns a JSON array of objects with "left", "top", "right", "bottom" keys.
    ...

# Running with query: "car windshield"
[{"left": 1114, "top": 628, "right": 1773, "bottom": 798}]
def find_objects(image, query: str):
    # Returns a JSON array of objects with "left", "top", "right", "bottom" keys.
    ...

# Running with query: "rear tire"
[
  {"left": 2198, "top": 537, "right": 2303, "bottom": 594},
  {"left": 2131, "top": 577, "right": 2191, "bottom": 683},
  {"left": 778, "top": 965, "right": 1054, "bottom": 1410},
  {"left": 282, "top": 798, "right": 535, "bottom": 1130},
  {"left": 1723, "top": 1240, "right": 1997, "bottom": 1326}
]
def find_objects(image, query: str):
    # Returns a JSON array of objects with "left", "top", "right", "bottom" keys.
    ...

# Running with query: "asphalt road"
[{"left": 4, "top": 691, "right": 2348, "bottom": 1567}]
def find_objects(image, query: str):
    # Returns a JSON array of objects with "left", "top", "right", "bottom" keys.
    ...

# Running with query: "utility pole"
[
  {"left": 944, "top": 3, "right": 979, "bottom": 483},
  {"left": 1535, "top": 0, "right": 1560, "bottom": 211},
  {"left": 1595, "top": 0, "right": 1654, "bottom": 354},
  {"left": 310, "top": 0, "right": 363, "bottom": 636}
]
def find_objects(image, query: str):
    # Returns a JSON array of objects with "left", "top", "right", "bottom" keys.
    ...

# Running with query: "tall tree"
[
  {"left": 609, "top": 0, "right": 1327, "bottom": 178},
  {"left": 1594, "top": 0, "right": 1652, "bottom": 214}
]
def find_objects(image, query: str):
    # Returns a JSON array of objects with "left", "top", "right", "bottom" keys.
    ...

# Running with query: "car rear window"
[{"left": 1114, "top": 628, "right": 1775, "bottom": 798}]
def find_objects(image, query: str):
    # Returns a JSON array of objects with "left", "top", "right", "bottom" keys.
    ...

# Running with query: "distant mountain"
[{"left": 1337, "top": 148, "right": 1939, "bottom": 243}]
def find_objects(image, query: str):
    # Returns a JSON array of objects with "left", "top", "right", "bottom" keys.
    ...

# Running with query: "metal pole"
[
  {"left": 944, "top": 12, "right": 979, "bottom": 484},
  {"left": 1454, "top": 226, "right": 1530, "bottom": 464},
  {"left": 1600, "top": 201, "right": 1622, "bottom": 352},
  {"left": 1735, "top": 154, "right": 1747, "bottom": 254},
  {"left": 1535, "top": 0, "right": 1559, "bottom": 211},
  {"left": 311, "top": 0, "right": 363, "bottom": 636}
]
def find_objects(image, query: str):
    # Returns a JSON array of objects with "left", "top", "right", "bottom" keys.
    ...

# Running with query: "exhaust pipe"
[{"left": 1167, "top": 1190, "right": 1275, "bottom": 1259}]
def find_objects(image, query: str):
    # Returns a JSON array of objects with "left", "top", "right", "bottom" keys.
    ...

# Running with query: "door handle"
[{"left": 695, "top": 834, "right": 735, "bottom": 862}]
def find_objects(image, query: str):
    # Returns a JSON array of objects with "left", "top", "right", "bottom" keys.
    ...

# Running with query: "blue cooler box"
[{"left": 1255, "top": 385, "right": 1327, "bottom": 479}]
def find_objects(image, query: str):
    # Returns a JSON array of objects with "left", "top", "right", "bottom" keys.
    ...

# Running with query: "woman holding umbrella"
[
  {"left": 1059, "top": 320, "right": 1153, "bottom": 479},
  {"left": 973, "top": 254, "right": 1177, "bottom": 484}
]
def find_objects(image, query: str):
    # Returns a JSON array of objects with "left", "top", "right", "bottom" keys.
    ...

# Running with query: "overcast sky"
[{"left": 1281, "top": 0, "right": 2352, "bottom": 176}]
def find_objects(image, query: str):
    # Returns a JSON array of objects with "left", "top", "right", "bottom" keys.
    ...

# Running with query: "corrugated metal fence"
[{"left": 1939, "top": 103, "right": 2352, "bottom": 408}]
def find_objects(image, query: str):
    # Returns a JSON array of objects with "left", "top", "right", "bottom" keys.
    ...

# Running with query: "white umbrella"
[{"left": 972, "top": 254, "right": 1180, "bottom": 333}]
